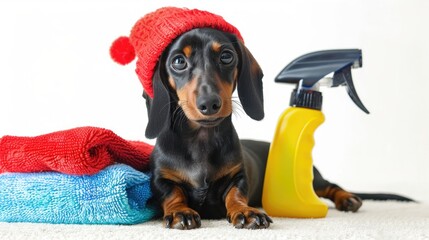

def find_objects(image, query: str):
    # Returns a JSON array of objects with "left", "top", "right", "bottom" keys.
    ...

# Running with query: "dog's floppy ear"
[
  {"left": 234, "top": 40, "right": 264, "bottom": 120},
  {"left": 144, "top": 63, "right": 171, "bottom": 139}
]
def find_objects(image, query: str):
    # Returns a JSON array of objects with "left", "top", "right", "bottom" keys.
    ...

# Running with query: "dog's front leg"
[
  {"left": 162, "top": 186, "right": 201, "bottom": 230},
  {"left": 225, "top": 185, "right": 272, "bottom": 229}
]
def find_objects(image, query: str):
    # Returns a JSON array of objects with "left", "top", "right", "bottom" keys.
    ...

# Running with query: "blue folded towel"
[{"left": 0, "top": 164, "right": 156, "bottom": 225}]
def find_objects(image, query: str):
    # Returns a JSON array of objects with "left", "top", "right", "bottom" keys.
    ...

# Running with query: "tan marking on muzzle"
[
  {"left": 176, "top": 76, "right": 201, "bottom": 121},
  {"left": 216, "top": 75, "right": 235, "bottom": 117}
]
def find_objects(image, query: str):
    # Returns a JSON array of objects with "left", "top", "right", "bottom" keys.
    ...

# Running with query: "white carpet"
[{"left": 1, "top": 201, "right": 428, "bottom": 240}]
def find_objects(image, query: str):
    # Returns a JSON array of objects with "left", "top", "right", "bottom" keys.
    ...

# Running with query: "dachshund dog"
[{"left": 143, "top": 28, "right": 364, "bottom": 230}]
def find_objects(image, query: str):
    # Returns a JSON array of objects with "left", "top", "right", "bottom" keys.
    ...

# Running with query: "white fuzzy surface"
[{"left": 1, "top": 201, "right": 428, "bottom": 240}]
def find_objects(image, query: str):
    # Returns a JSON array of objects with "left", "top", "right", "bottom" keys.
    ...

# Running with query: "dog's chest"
[
  {"left": 180, "top": 146, "right": 230, "bottom": 207},
  {"left": 181, "top": 158, "right": 215, "bottom": 188},
  {"left": 182, "top": 163, "right": 229, "bottom": 213}
]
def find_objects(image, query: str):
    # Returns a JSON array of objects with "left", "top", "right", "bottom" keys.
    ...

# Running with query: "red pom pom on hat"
[{"left": 110, "top": 36, "right": 136, "bottom": 65}]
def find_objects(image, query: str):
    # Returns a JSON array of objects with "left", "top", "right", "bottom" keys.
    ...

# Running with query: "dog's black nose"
[{"left": 197, "top": 95, "right": 222, "bottom": 115}]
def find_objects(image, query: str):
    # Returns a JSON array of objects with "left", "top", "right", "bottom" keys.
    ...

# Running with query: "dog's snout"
[{"left": 197, "top": 94, "right": 222, "bottom": 115}]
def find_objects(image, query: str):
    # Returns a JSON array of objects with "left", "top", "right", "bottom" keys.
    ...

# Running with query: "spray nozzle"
[{"left": 275, "top": 49, "right": 369, "bottom": 114}]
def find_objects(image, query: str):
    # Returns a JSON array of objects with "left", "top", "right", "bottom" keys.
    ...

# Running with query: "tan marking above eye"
[
  {"left": 211, "top": 41, "right": 222, "bottom": 52},
  {"left": 183, "top": 45, "right": 192, "bottom": 58}
]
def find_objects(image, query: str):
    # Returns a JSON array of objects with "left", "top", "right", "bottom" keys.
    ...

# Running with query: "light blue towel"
[{"left": 0, "top": 164, "right": 156, "bottom": 224}]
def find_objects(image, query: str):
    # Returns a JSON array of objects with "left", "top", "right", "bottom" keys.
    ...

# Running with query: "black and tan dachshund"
[{"left": 142, "top": 28, "right": 411, "bottom": 230}]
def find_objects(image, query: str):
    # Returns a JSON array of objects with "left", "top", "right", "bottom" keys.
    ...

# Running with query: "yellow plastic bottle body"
[{"left": 262, "top": 107, "right": 328, "bottom": 218}]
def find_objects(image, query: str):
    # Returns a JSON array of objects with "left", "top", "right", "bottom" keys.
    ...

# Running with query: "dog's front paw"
[
  {"left": 335, "top": 193, "right": 362, "bottom": 212},
  {"left": 227, "top": 207, "right": 272, "bottom": 229},
  {"left": 164, "top": 208, "right": 201, "bottom": 230}
]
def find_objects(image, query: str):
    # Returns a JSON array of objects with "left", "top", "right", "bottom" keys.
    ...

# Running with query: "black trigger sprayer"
[{"left": 262, "top": 49, "right": 369, "bottom": 218}]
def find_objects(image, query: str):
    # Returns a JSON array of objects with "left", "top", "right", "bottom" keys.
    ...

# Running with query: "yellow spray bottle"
[{"left": 262, "top": 49, "right": 370, "bottom": 218}]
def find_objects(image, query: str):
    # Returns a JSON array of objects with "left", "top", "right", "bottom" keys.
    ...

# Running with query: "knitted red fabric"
[
  {"left": 0, "top": 127, "right": 153, "bottom": 175},
  {"left": 110, "top": 36, "right": 136, "bottom": 65},
  {"left": 110, "top": 7, "right": 243, "bottom": 98}
]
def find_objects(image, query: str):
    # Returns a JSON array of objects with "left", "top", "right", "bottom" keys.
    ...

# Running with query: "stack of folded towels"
[{"left": 0, "top": 126, "right": 156, "bottom": 225}]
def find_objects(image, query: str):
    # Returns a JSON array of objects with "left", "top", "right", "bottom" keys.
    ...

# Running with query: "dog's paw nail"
[
  {"left": 233, "top": 214, "right": 245, "bottom": 228},
  {"left": 261, "top": 216, "right": 269, "bottom": 228},
  {"left": 185, "top": 214, "right": 193, "bottom": 226},
  {"left": 266, "top": 214, "right": 273, "bottom": 223},
  {"left": 194, "top": 214, "right": 201, "bottom": 228},
  {"left": 164, "top": 215, "right": 173, "bottom": 228},
  {"left": 178, "top": 214, "right": 186, "bottom": 229},
  {"left": 256, "top": 213, "right": 271, "bottom": 229},
  {"left": 254, "top": 214, "right": 261, "bottom": 226}
]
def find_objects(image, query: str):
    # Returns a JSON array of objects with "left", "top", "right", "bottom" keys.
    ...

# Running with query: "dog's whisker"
[
  {"left": 177, "top": 113, "right": 188, "bottom": 132},
  {"left": 170, "top": 102, "right": 188, "bottom": 132},
  {"left": 232, "top": 100, "right": 245, "bottom": 119},
  {"left": 231, "top": 99, "right": 242, "bottom": 107},
  {"left": 173, "top": 102, "right": 196, "bottom": 133},
  {"left": 232, "top": 110, "right": 242, "bottom": 120}
]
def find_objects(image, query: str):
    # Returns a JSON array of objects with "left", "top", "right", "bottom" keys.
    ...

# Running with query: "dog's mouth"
[{"left": 195, "top": 117, "right": 224, "bottom": 127}]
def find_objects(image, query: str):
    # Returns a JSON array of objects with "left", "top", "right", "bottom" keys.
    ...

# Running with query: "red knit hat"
[{"left": 110, "top": 7, "right": 243, "bottom": 98}]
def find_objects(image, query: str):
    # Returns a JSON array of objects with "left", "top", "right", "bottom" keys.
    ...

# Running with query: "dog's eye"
[
  {"left": 171, "top": 55, "right": 187, "bottom": 71},
  {"left": 220, "top": 51, "right": 234, "bottom": 65}
]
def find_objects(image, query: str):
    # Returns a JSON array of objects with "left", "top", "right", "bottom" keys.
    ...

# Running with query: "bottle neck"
[{"left": 290, "top": 88, "right": 323, "bottom": 111}]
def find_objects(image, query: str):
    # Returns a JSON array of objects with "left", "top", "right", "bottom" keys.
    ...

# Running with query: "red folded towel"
[{"left": 0, "top": 127, "right": 153, "bottom": 175}]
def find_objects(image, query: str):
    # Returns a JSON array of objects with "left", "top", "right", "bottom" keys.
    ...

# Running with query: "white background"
[{"left": 1, "top": 0, "right": 428, "bottom": 201}]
